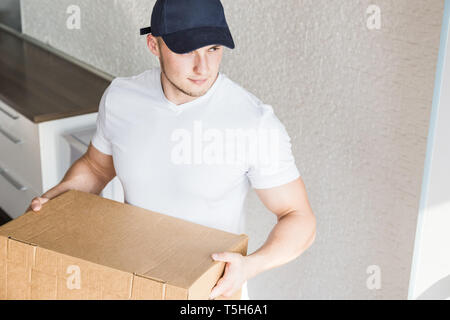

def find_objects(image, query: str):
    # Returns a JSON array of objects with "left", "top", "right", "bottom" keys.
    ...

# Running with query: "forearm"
[
  {"left": 42, "top": 155, "right": 110, "bottom": 200},
  {"left": 244, "top": 210, "right": 316, "bottom": 279}
]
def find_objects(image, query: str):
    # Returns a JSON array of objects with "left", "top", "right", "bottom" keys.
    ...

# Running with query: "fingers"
[
  {"left": 209, "top": 252, "right": 245, "bottom": 299},
  {"left": 209, "top": 262, "right": 234, "bottom": 299},
  {"left": 209, "top": 276, "right": 233, "bottom": 299},
  {"left": 30, "top": 197, "right": 49, "bottom": 212},
  {"left": 220, "top": 288, "right": 235, "bottom": 298},
  {"left": 30, "top": 198, "right": 41, "bottom": 211}
]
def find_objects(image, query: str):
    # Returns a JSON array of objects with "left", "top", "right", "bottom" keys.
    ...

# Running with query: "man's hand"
[
  {"left": 209, "top": 251, "right": 250, "bottom": 299},
  {"left": 27, "top": 197, "right": 50, "bottom": 213}
]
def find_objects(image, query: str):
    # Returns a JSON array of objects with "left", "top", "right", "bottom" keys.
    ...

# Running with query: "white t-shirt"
[
  {"left": 92, "top": 66, "right": 300, "bottom": 235},
  {"left": 91, "top": 67, "right": 300, "bottom": 299}
]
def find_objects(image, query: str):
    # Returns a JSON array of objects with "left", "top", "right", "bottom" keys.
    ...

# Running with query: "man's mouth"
[{"left": 189, "top": 78, "right": 207, "bottom": 85}]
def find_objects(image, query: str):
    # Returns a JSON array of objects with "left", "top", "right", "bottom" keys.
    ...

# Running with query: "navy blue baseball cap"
[{"left": 140, "top": 0, "right": 235, "bottom": 54}]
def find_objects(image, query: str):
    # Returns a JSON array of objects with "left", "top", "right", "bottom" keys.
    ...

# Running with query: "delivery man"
[{"left": 28, "top": 0, "right": 316, "bottom": 300}]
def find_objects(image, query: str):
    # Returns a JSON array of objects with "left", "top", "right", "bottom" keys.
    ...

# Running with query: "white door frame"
[{"left": 408, "top": 0, "right": 450, "bottom": 300}]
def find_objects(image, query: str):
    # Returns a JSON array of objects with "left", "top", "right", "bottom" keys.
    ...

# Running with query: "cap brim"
[{"left": 162, "top": 26, "right": 235, "bottom": 54}]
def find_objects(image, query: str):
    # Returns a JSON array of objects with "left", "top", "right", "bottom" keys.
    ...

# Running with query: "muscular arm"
[
  {"left": 30, "top": 143, "right": 116, "bottom": 210},
  {"left": 209, "top": 176, "right": 317, "bottom": 299},
  {"left": 245, "top": 176, "right": 317, "bottom": 279}
]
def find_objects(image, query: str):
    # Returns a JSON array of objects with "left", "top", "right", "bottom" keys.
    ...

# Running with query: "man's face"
[{"left": 148, "top": 36, "right": 224, "bottom": 98}]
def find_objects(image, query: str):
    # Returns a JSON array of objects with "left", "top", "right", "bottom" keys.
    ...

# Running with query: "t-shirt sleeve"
[
  {"left": 91, "top": 85, "right": 113, "bottom": 155},
  {"left": 246, "top": 104, "right": 300, "bottom": 189}
]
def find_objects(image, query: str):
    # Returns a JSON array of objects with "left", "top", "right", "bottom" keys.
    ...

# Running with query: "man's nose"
[{"left": 193, "top": 52, "right": 209, "bottom": 74}]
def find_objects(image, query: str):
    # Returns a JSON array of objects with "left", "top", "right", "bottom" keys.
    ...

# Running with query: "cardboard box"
[{"left": 0, "top": 190, "right": 248, "bottom": 300}]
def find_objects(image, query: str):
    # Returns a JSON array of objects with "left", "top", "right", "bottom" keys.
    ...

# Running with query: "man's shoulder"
[
  {"left": 220, "top": 74, "right": 271, "bottom": 117},
  {"left": 103, "top": 68, "right": 158, "bottom": 106},
  {"left": 100, "top": 68, "right": 159, "bottom": 115},
  {"left": 109, "top": 68, "right": 157, "bottom": 90}
]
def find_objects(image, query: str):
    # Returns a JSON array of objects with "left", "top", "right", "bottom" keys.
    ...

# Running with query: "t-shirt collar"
[{"left": 155, "top": 66, "right": 223, "bottom": 112}]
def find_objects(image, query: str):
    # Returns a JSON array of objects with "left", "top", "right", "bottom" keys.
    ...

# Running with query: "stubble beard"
[{"left": 159, "top": 54, "right": 208, "bottom": 98}]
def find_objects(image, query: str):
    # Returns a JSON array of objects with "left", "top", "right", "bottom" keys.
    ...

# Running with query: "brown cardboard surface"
[{"left": 0, "top": 190, "right": 248, "bottom": 300}]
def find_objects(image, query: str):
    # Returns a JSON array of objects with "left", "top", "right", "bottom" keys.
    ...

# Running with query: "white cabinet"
[
  {"left": 0, "top": 103, "right": 41, "bottom": 190},
  {"left": 0, "top": 99, "right": 122, "bottom": 219},
  {"left": 0, "top": 166, "right": 39, "bottom": 220}
]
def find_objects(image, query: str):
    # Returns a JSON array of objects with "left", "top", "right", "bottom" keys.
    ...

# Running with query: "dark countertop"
[{"left": 0, "top": 27, "right": 111, "bottom": 123}]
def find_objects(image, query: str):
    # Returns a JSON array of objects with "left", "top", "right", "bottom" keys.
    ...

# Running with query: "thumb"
[
  {"left": 31, "top": 197, "right": 49, "bottom": 211},
  {"left": 211, "top": 252, "right": 235, "bottom": 262}
]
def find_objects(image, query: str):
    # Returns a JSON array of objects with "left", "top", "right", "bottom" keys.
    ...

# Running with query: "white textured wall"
[{"left": 20, "top": 0, "right": 445, "bottom": 299}]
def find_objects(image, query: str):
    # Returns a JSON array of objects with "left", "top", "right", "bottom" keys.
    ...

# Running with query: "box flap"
[{"left": 0, "top": 190, "right": 248, "bottom": 289}]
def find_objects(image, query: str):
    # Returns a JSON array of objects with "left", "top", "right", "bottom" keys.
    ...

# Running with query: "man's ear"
[{"left": 147, "top": 35, "right": 160, "bottom": 56}]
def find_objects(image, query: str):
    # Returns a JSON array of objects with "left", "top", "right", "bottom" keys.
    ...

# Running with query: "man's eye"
[{"left": 182, "top": 47, "right": 220, "bottom": 55}]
